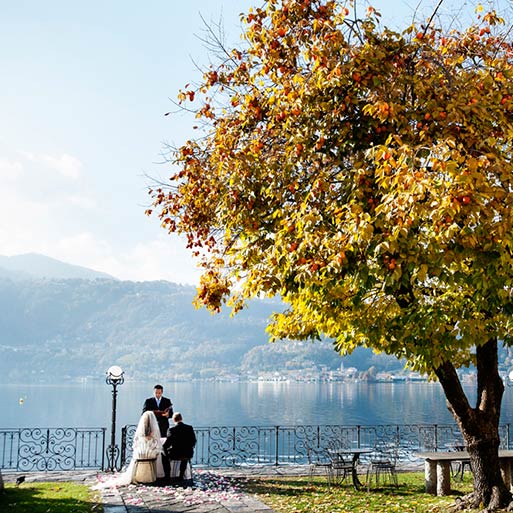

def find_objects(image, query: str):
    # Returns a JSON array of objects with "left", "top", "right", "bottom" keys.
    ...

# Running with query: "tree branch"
[{"left": 435, "top": 359, "right": 472, "bottom": 423}]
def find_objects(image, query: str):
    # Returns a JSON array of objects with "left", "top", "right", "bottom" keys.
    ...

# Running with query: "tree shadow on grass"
[
  {"left": 242, "top": 476, "right": 474, "bottom": 513},
  {"left": 243, "top": 476, "right": 469, "bottom": 500}
]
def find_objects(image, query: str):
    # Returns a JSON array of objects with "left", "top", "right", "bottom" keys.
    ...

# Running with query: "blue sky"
[{"left": 0, "top": 0, "right": 498, "bottom": 284}]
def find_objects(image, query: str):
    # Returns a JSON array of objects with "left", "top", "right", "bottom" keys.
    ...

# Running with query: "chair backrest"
[
  {"left": 327, "top": 439, "right": 349, "bottom": 452},
  {"left": 136, "top": 449, "right": 159, "bottom": 461},
  {"left": 326, "top": 439, "right": 353, "bottom": 466},
  {"left": 372, "top": 442, "right": 399, "bottom": 465},
  {"left": 304, "top": 443, "right": 330, "bottom": 465}
]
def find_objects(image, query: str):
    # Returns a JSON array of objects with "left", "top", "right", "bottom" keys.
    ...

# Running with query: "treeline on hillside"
[{"left": 0, "top": 277, "right": 490, "bottom": 383}]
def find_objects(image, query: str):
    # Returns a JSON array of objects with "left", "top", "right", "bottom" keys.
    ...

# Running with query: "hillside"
[
  {"left": 2, "top": 272, "right": 513, "bottom": 383},
  {"left": 0, "top": 271, "right": 405, "bottom": 383},
  {"left": 0, "top": 253, "right": 115, "bottom": 280},
  {"left": 15, "top": 254, "right": 513, "bottom": 383},
  {"left": 0, "top": 277, "right": 262, "bottom": 382}
]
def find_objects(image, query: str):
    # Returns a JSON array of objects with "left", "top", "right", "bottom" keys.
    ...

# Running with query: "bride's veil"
[
  {"left": 93, "top": 411, "right": 163, "bottom": 489},
  {"left": 134, "top": 411, "right": 161, "bottom": 442},
  {"left": 133, "top": 411, "right": 164, "bottom": 457}
]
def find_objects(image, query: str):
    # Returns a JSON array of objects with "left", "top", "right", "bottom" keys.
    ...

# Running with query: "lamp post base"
[{"left": 106, "top": 444, "right": 120, "bottom": 472}]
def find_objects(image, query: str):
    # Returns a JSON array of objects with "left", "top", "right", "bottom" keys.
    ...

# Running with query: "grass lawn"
[
  {"left": 0, "top": 481, "right": 102, "bottom": 513},
  {"left": 244, "top": 472, "right": 475, "bottom": 513}
]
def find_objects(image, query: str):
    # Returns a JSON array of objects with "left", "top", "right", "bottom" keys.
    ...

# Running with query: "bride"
[{"left": 93, "top": 410, "right": 164, "bottom": 488}]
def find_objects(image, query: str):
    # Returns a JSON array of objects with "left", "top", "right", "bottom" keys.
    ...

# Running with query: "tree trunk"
[{"left": 435, "top": 338, "right": 512, "bottom": 511}]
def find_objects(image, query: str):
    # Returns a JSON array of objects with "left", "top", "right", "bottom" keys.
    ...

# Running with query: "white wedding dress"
[{"left": 93, "top": 411, "right": 164, "bottom": 489}]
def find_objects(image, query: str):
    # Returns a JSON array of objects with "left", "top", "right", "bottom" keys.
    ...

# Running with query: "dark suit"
[
  {"left": 163, "top": 422, "right": 197, "bottom": 479},
  {"left": 142, "top": 396, "right": 173, "bottom": 437}
]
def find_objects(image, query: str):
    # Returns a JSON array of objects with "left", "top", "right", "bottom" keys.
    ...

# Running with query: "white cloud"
[
  {"left": 0, "top": 158, "right": 24, "bottom": 180},
  {"left": 0, "top": 146, "right": 199, "bottom": 285},
  {"left": 22, "top": 151, "right": 82, "bottom": 179},
  {"left": 50, "top": 232, "right": 112, "bottom": 268},
  {"left": 0, "top": 181, "right": 52, "bottom": 254},
  {"left": 117, "top": 235, "right": 202, "bottom": 284},
  {"left": 67, "top": 195, "right": 97, "bottom": 209},
  {"left": 36, "top": 232, "right": 201, "bottom": 285},
  {"left": 0, "top": 159, "right": 94, "bottom": 260}
]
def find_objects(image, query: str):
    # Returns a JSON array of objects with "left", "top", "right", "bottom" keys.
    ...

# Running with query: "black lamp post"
[{"left": 105, "top": 365, "right": 124, "bottom": 471}]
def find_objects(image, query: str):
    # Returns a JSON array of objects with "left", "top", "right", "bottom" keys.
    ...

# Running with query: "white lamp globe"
[{"left": 107, "top": 365, "right": 123, "bottom": 380}]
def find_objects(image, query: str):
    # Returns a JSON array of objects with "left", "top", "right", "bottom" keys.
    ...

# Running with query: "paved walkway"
[
  {"left": 2, "top": 467, "right": 308, "bottom": 513},
  {"left": 96, "top": 468, "right": 279, "bottom": 513}
]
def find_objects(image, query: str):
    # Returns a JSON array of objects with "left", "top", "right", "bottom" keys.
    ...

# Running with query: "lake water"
[{"left": 4, "top": 380, "right": 513, "bottom": 430}]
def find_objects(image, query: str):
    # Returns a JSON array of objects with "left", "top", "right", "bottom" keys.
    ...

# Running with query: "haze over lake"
[{"left": 5, "top": 381, "right": 513, "bottom": 430}]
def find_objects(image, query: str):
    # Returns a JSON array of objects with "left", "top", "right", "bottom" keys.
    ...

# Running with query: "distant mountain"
[
  {"left": 0, "top": 253, "right": 115, "bottom": 281},
  {"left": 0, "top": 254, "right": 421, "bottom": 384},
  {"left": 1, "top": 256, "right": 511, "bottom": 384},
  {"left": 0, "top": 277, "right": 284, "bottom": 382}
]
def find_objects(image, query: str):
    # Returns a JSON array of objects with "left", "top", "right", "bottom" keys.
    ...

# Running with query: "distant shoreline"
[{"left": 0, "top": 377, "right": 445, "bottom": 386}]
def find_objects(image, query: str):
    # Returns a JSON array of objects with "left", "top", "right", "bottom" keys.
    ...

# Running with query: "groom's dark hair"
[{"left": 154, "top": 384, "right": 163, "bottom": 390}]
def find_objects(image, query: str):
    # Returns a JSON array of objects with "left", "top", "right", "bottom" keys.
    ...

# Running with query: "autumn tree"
[{"left": 149, "top": 1, "right": 513, "bottom": 508}]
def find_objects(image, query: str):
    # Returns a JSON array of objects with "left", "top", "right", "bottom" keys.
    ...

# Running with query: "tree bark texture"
[{"left": 435, "top": 338, "right": 512, "bottom": 510}]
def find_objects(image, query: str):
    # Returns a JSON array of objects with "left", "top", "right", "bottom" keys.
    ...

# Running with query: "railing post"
[
  {"left": 120, "top": 426, "right": 126, "bottom": 469},
  {"left": 434, "top": 424, "right": 438, "bottom": 451},
  {"left": 275, "top": 426, "right": 280, "bottom": 466},
  {"left": 16, "top": 429, "right": 22, "bottom": 471},
  {"left": 208, "top": 427, "right": 212, "bottom": 466},
  {"left": 357, "top": 425, "right": 361, "bottom": 448},
  {"left": 101, "top": 428, "right": 106, "bottom": 470},
  {"left": 13, "top": 431, "right": 18, "bottom": 469}
]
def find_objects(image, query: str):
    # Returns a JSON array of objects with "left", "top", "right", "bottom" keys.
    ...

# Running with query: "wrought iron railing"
[
  {"left": 0, "top": 428, "right": 106, "bottom": 471},
  {"left": 2, "top": 423, "right": 510, "bottom": 471},
  {"left": 121, "top": 423, "right": 512, "bottom": 468}
]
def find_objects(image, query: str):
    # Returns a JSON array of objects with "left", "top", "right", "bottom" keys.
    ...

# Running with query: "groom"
[
  {"left": 163, "top": 412, "right": 197, "bottom": 482},
  {"left": 142, "top": 384, "right": 173, "bottom": 437}
]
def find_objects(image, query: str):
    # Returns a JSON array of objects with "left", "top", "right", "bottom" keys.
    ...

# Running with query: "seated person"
[
  {"left": 93, "top": 411, "right": 163, "bottom": 489},
  {"left": 163, "top": 412, "right": 197, "bottom": 481}
]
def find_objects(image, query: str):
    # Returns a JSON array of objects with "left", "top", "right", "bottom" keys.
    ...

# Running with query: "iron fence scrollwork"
[
  {"left": 0, "top": 427, "right": 106, "bottom": 471},
  {"left": 3, "top": 423, "right": 511, "bottom": 471},
  {"left": 119, "top": 422, "right": 513, "bottom": 469}
]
